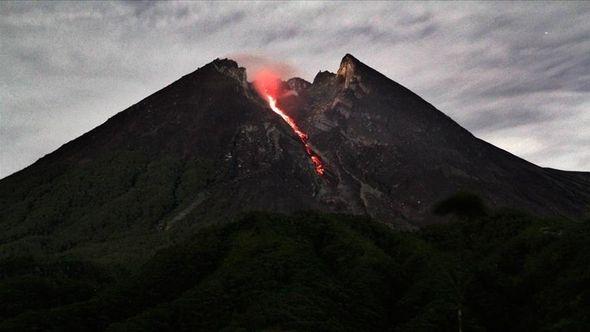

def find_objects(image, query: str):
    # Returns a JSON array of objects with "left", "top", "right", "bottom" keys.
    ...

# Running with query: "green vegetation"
[
  {"left": 0, "top": 149, "right": 219, "bottom": 268},
  {"left": 1, "top": 207, "right": 589, "bottom": 331}
]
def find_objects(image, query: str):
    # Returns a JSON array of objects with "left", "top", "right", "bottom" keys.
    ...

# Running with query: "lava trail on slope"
[
  {"left": 253, "top": 69, "right": 326, "bottom": 176},
  {"left": 266, "top": 95, "right": 325, "bottom": 175}
]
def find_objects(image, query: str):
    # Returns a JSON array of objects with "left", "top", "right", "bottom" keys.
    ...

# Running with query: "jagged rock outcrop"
[{"left": 286, "top": 77, "right": 311, "bottom": 94}]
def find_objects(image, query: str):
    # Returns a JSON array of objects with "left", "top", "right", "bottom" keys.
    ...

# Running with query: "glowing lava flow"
[
  {"left": 253, "top": 69, "right": 326, "bottom": 176},
  {"left": 266, "top": 95, "right": 326, "bottom": 176}
]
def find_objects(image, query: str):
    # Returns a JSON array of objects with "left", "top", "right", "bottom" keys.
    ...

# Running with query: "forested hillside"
[{"left": 1, "top": 200, "right": 588, "bottom": 331}]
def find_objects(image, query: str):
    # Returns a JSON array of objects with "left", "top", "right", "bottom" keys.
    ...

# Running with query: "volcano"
[{"left": 1, "top": 54, "right": 589, "bottom": 258}]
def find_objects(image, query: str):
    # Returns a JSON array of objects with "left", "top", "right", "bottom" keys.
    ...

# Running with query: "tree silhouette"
[{"left": 433, "top": 192, "right": 487, "bottom": 220}]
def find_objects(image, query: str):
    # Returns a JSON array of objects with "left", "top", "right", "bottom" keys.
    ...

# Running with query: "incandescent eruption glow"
[{"left": 253, "top": 69, "right": 326, "bottom": 176}]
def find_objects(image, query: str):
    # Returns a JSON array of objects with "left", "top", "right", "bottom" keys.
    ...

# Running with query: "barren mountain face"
[
  {"left": 267, "top": 54, "right": 590, "bottom": 229},
  {"left": 1, "top": 54, "right": 589, "bottom": 260}
]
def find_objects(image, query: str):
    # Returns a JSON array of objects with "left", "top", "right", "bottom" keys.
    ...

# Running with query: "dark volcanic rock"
[{"left": 286, "top": 77, "right": 311, "bottom": 94}]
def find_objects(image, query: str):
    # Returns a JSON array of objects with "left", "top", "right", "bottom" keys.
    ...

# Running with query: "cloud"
[
  {"left": 228, "top": 53, "right": 299, "bottom": 80},
  {"left": 1, "top": 1, "right": 589, "bottom": 177}
]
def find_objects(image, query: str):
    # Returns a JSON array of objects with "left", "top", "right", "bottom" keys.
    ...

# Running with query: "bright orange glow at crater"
[{"left": 253, "top": 69, "right": 326, "bottom": 176}]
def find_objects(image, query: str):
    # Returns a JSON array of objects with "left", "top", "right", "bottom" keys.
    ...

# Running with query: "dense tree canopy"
[{"left": 1, "top": 205, "right": 589, "bottom": 331}]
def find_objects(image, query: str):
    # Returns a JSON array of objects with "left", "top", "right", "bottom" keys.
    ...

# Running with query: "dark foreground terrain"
[{"left": 1, "top": 200, "right": 588, "bottom": 331}]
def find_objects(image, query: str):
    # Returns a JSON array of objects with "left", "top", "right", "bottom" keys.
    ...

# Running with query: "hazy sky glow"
[{"left": 1, "top": 1, "right": 589, "bottom": 178}]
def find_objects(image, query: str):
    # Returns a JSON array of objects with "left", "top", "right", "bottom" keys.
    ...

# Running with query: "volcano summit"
[{"left": 1, "top": 54, "right": 589, "bottom": 253}]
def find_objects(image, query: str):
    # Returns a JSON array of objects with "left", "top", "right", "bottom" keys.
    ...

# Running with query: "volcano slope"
[{"left": 0, "top": 54, "right": 589, "bottom": 265}]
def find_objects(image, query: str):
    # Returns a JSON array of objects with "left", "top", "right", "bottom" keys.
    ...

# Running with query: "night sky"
[{"left": 2, "top": 1, "right": 589, "bottom": 178}]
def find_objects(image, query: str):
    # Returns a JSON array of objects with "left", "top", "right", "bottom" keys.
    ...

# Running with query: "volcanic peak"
[
  {"left": 209, "top": 58, "right": 248, "bottom": 85},
  {"left": 287, "top": 77, "right": 312, "bottom": 93},
  {"left": 312, "top": 70, "right": 336, "bottom": 86}
]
